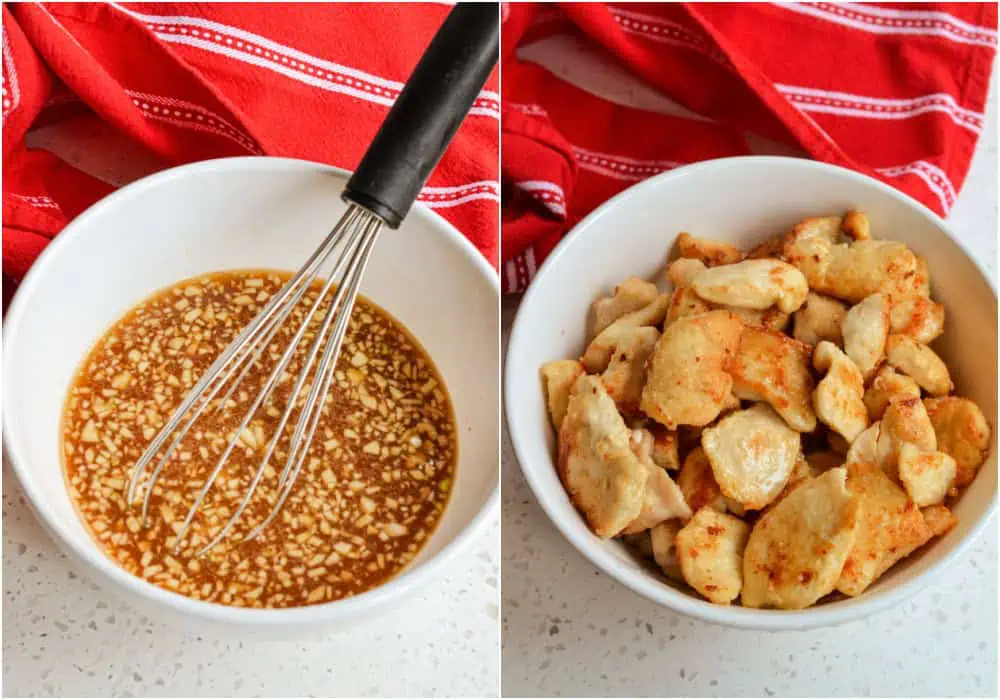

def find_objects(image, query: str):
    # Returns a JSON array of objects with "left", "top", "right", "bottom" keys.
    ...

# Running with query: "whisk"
[{"left": 126, "top": 3, "right": 499, "bottom": 556}]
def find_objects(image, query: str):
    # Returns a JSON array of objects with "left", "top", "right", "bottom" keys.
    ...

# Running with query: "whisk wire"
[
  {"left": 170, "top": 210, "right": 378, "bottom": 551},
  {"left": 190, "top": 214, "right": 382, "bottom": 555},
  {"left": 244, "top": 216, "right": 381, "bottom": 543},
  {"left": 127, "top": 205, "right": 384, "bottom": 553},
  {"left": 126, "top": 206, "right": 366, "bottom": 511},
  {"left": 275, "top": 216, "right": 383, "bottom": 490},
  {"left": 212, "top": 206, "right": 366, "bottom": 411}
]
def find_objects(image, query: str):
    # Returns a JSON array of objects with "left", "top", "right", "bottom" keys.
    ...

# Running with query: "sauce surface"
[{"left": 62, "top": 270, "right": 456, "bottom": 608}]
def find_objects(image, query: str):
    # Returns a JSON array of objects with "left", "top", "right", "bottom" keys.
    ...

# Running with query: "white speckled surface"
[
  {"left": 502, "top": 38, "right": 998, "bottom": 698},
  {"left": 3, "top": 121, "right": 500, "bottom": 698}
]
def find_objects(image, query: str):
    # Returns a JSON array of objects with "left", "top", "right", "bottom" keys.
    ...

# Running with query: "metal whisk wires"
[{"left": 126, "top": 204, "right": 384, "bottom": 556}]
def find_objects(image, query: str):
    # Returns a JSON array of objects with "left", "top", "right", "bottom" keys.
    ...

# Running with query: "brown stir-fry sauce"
[{"left": 61, "top": 270, "right": 457, "bottom": 608}]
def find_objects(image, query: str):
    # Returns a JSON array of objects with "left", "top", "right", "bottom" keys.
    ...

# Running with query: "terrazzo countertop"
[
  {"left": 2, "top": 123, "right": 500, "bottom": 698},
  {"left": 501, "top": 36, "right": 998, "bottom": 699}
]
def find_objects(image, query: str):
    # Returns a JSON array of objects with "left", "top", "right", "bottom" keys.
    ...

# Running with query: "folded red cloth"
[
  {"left": 2, "top": 2, "right": 499, "bottom": 291},
  {"left": 501, "top": 2, "right": 996, "bottom": 293}
]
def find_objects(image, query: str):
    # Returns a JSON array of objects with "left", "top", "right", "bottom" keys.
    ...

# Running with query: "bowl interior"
[
  {"left": 4, "top": 158, "right": 498, "bottom": 622},
  {"left": 505, "top": 156, "right": 997, "bottom": 629}
]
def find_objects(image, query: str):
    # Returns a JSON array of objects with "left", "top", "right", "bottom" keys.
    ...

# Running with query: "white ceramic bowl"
[
  {"left": 505, "top": 156, "right": 997, "bottom": 630},
  {"left": 4, "top": 157, "right": 499, "bottom": 633}
]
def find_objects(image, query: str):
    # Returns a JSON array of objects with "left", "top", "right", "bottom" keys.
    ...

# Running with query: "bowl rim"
[
  {"left": 504, "top": 155, "right": 997, "bottom": 631},
  {"left": 3, "top": 155, "right": 500, "bottom": 625}
]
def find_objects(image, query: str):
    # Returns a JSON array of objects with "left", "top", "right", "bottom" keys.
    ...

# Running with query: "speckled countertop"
[
  {"left": 2, "top": 124, "right": 499, "bottom": 698},
  {"left": 4, "top": 477, "right": 498, "bottom": 697},
  {"left": 501, "top": 37, "right": 998, "bottom": 699}
]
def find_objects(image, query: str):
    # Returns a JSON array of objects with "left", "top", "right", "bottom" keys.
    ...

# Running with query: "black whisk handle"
[{"left": 343, "top": 2, "right": 499, "bottom": 229}]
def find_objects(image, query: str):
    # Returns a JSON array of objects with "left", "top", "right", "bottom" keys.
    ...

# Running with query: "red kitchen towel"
[
  {"left": 501, "top": 2, "right": 997, "bottom": 293},
  {"left": 2, "top": 2, "right": 499, "bottom": 290}
]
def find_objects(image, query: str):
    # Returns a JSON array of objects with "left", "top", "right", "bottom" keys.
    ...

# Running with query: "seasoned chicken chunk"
[
  {"left": 885, "top": 334, "right": 953, "bottom": 397},
  {"left": 877, "top": 396, "right": 937, "bottom": 481},
  {"left": 793, "top": 293, "right": 848, "bottom": 347},
  {"left": 742, "top": 468, "right": 860, "bottom": 609},
  {"left": 842, "top": 293, "right": 889, "bottom": 379},
  {"left": 676, "top": 508, "right": 749, "bottom": 605},
  {"left": 629, "top": 426, "right": 655, "bottom": 463},
  {"left": 888, "top": 294, "right": 945, "bottom": 344},
  {"left": 924, "top": 397, "right": 992, "bottom": 486},
  {"left": 912, "top": 255, "right": 932, "bottom": 297},
  {"left": 666, "top": 257, "right": 708, "bottom": 287},
  {"left": 675, "top": 232, "right": 743, "bottom": 267},
  {"left": 691, "top": 259, "right": 809, "bottom": 313},
  {"left": 641, "top": 310, "right": 743, "bottom": 429},
  {"left": 846, "top": 230, "right": 929, "bottom": 299},
  {"left": 630, "top": 423, "right": 681, "bottom": 470},
  {"left": 779, "top": 215, "right": 841, "bottom": 286},
  {"left": 727, "top": 307, "right": 791, "bottom": 333},
  {"left": 623, "top": 430, "right": 691, "bottom": 534},
  {"left": 582, "top": 294, "right": 671, "bottom": 372},
  {"left": 666, "top": 285, "right": 713, "bottom": 325},
  {"left": 746, "top": 232, "right": 787, "bottom": 260},
  {"left": 664, "top": 258, "right": 713, "bottom": 327},
  {"left": 881, "top": 397, "right": 937, "bottom": 451},
  {"left": 841, "top": 210, "right": 870, "bottom": 240},
  {"left": 837, "top": 461, "right": 931, "bottom": 596},
  {"left": 650, "top": 426, "right": 681, "bottom": 471},
  {"left": 783, "top": 215, "right": 925, "bottom": 302},
  {"left": 677, "top": 446, "right": 728, "bottom": 513},
  {"left": 812, "top": 341, "right": 868, "bottom": 442},
  {"left": 601, "top": 326, "right": 659, "bottom": 414},
  {"left": 921, "top": 504, "right": 958, "bottom": 537},
  {"left": 788, "top": 453, "right": 814, "bottom": 484},
  {"left": 702, "top": 404, "right": 801, "bottom": 510},
  {"left": 897, "top": 442, "right": 956, "bottom": 507},
  {"left": 558, "top": 376, "right": 649, "bottom": 537},
  {"left": 620, "top": 464, "right": 692, "bottom": 535},
  {"left": 730, "top": 327, "right": 816, "bottom": 432},
  {"left": 846, "top": 422, "right": 881, "bottom": 466},
  {"left": 649, "top": 520, "right": 685, "bottom": 581},
  {"left": 863, "top": 365, "right": 921, "bottom": 421},
  {"left": 666, "top": 259, "right": 789, "bottom": 330},
  {"left": 541, "top": 360, "right": 585, "bottom": 431},
  {"left": 591, "top": 277, "right": 659, "bottom": 338}
]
